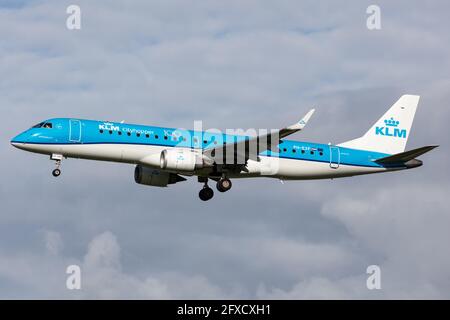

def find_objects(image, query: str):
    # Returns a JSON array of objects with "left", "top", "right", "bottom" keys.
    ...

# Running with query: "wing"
[{"left": 203, "top": 109, "right": 315, "bottom": 165}]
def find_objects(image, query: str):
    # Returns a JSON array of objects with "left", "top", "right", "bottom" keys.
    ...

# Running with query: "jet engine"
[
  {"left": 160, "top": 148, "right": 211, "bottom": 172},
  {"left": 134, "top": 165, "right": 186, "bottom": 187}
]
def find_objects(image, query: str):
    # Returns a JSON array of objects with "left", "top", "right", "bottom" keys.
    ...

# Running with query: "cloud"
[
  {"left": 0, "top": 231, "right": 238, "bottom": 299},
  {"left": 44, "top": 230, "right": 64, "bottom": 256},
  {"left": 319, "top": 183, "right": 450, "bottom": 298},
  {"left": 80, "top": 231, "right": 223, "bottom": 299}
]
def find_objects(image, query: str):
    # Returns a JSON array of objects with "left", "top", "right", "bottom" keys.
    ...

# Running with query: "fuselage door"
[
  {"left": 329, "top": 145, "right": 340, "bottom": 169},
  {"left": 69, "top": 119, "right": 81, "bottom": 143}
]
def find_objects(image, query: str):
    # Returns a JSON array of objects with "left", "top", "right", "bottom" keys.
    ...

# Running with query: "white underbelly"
[
  {"left": 20, "top": 143, "right": 387, "bottom": 180},
  {"left": 22, "top": 143, "right": 164, "bottom": 165},
  {"left": 238, "top": 157, "right": 386, "bottom": 179}
]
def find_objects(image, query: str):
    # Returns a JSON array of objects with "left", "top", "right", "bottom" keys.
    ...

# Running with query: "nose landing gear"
[
  {"left": 51, "top": 154, "right": 63, "bottom": 177},
  {"left": 52, "top": 168, "right": 61, "bottom": 177}
]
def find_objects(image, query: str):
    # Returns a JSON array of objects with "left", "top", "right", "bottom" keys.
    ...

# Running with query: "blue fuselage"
[{"left": 11, "top": 118, "right": 390, "bottom": 170}]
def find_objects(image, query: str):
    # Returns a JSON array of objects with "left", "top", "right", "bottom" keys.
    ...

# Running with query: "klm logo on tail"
[{"left": 375, "top": 117, "right": 407, "bottom": 138}]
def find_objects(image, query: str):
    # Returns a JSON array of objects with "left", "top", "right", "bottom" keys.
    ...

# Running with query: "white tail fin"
[{"left": 338, "top": 95, "right": 420, "bottom": 154}]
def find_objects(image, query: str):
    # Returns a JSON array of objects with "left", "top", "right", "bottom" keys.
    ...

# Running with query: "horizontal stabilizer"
[{"left": 375, "top": 145, "right": 438, "bottom": 164}]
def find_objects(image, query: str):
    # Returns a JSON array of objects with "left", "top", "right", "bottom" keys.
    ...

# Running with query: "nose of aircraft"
[{"left": 10, "top": 131, "right": 29, "bottom": 148}]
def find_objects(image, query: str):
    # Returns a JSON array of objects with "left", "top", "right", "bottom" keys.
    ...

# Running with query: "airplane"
[{"left": 10, "top": 95, "right": 437, "bottom": 201}]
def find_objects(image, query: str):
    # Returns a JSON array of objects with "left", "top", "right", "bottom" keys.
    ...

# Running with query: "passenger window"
[
  {"left": 146, "top": 134, "right": 150, "bottom": 138},
  {"left": 310, "top": 151, "right": 314, "bottom": 155},
  {"left": 320, "top": 152, "right": 323, "bottom": 156},
  {"left": 301, "top": 150, "right": 305, "bottom": 154},
  {"left": 127, "top": 132, "right": 131, "bottom": 136},
  {"left": 155, "top": 135, "right": 159, "bottom": 139},
  {"left": 118, "top": 131, "right": 122, "bottom": 135},
  {"left": 293, "top": 149, "right": 296, "bottom": 153},
  {"left": 137, "top": 133, "right": 141, "bottom": 137},
  {"left": 99, "top": 129, "right": 104, "bottom": 134}
]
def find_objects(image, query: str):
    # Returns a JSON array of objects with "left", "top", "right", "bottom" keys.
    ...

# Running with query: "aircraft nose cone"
[{"left": 10, "top": 132, "right": 29, "bottom": 148}]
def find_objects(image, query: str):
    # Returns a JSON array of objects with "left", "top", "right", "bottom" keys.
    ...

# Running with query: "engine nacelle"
[
  {"left": 134, "top": 165, "right": 186, "bottom": 187},
  {"left": 160, "top": 148, "right": 206, "bottom": 172}
]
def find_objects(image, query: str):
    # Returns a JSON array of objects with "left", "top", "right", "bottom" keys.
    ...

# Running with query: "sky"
[{"left": 0, "top": 0, "right": 449, "bottom": 299}]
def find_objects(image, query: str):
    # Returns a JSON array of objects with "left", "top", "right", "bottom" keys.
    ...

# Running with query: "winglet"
[{"left": 288, "top": 109, "right": 315, "bottom": 130}]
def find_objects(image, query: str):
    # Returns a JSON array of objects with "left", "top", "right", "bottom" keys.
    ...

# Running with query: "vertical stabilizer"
[{"left": 338, "top": 95, "right": 420, "bottom": 154}]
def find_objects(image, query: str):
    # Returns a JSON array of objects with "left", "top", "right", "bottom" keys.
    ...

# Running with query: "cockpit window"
[
  {"left": 31, "top": 122, "right": 53, "bottom": 129},
  {"left": 32, "top": 122, "right": 44, "bottom": 128}
]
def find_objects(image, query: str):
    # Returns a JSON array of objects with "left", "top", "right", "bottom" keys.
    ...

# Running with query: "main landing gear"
[
  {"left": 198, "top": 177, "right": 233, "bottom": 201},
  {"left": 216, "top": 177, "right": 232, "bottom": 193},
  {"left": 199, "top": 179, "right": 214, "bottom": 201},
  {"left": 51, "top": 154, "right": 63, "bottom": 177}
]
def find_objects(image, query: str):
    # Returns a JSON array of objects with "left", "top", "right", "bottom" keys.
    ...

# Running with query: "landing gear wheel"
[
  {"left": 199, "top": 187, "right": 214, "bottom": 201},
  {"left": 52, "top": 168, "right": 61, "bottom": 177},
  {"left": 51, "top": 156, "right": 63, "bottom": 177},
  {"left": 216, "top": 178, "right": 232, "bottom": 192}
]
